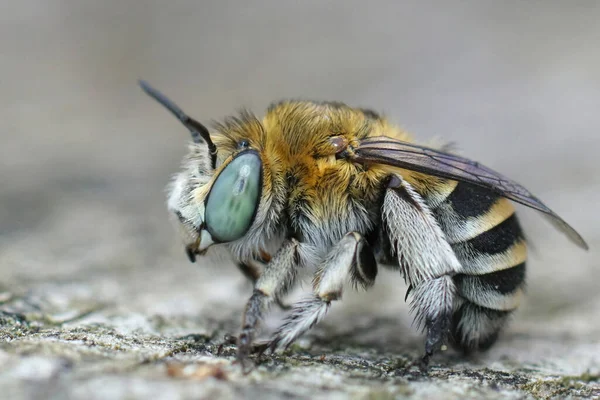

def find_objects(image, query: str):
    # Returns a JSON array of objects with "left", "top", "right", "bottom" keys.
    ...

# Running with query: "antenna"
[{"left": 139, "top": 80, "right": 217, "bottom": 168}]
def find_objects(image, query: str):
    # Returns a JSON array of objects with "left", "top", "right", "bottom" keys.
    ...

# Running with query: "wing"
[{"left": 352, "top": 136, "right": 588, "bottom": 250}]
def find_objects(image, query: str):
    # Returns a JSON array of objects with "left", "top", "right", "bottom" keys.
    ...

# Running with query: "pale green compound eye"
[{"left": 205, "top": 151, "right": 262, "bottom": 242}]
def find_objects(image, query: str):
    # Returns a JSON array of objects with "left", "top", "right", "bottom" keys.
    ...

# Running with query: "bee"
[{"left": 139, "top": 81, "right": 588, "bottom": 368}]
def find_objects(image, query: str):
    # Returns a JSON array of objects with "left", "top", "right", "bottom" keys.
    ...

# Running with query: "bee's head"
[{"left": 140, "top": 81, "right": 270, "bottom": 261}]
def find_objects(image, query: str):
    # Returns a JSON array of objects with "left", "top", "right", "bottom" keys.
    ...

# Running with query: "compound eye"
[{"left": 204, "top": 151, "right": 262, "bottom": 242}]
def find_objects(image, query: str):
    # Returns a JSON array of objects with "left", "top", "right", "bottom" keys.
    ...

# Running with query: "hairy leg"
[
  {"left": 237, "top": 239, "right": 299, "bottom": 368},
  {"left": 268, "top": 232, "right": 377, "bottom": 352},
  {"left": 411, "top": 275, "right": 456, "bottom": 366},
  {"left": 237, "top": 261, "right": 292, "bottom": 310},
  {"left": 383, "top": 175, "right": 460, "bottom": 367}
]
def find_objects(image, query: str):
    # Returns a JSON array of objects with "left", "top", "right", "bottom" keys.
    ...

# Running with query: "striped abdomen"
[{"left": 425, "top": 180, "right": 527, "bottom": 352}]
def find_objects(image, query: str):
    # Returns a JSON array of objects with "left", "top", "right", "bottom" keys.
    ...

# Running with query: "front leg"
[
  {"left": 237, "top": 239, "right": 299, "bottom": 367},
  {"left": 268, "top": 232, "right": 377, "bottom": 352},
  {"left": 383, "top": 175, "right": 460, "bottom": 367},
  {"left": 237, "top": 261, "right": 292, "bottom": 310}
]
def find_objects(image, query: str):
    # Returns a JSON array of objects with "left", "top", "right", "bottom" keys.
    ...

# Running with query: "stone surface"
[{"left": 1, "top": 2, "right": 599, "bottom": 399}]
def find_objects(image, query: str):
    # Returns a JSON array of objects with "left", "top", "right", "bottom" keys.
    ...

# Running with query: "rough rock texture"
[
  {"left": 1, "top": 2, "right": 599, "bottom": 399},
  {"left": 0, "top": 258, "right": 599, "bottom": 400}
]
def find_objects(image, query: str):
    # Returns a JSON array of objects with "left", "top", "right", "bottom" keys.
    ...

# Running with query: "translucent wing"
[{"left": 352, "top": 136, "right": 588, "bottom": 250}]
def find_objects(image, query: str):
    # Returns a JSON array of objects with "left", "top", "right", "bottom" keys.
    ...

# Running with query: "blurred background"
[{"left": 1, "top": 0, "right": 599, "bottom": 376}]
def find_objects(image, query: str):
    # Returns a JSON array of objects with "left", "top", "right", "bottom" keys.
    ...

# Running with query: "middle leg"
[{"left": 268, "top": 232, "right": 378, "bottom": 352}]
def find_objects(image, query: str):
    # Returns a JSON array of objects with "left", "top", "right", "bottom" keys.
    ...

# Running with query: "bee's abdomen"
[
  {"left": 427, "top": 181, "right": 527, "bottom": 351},
  {"left": 453, "top": 261, "right": 525, "bottom": 310}
]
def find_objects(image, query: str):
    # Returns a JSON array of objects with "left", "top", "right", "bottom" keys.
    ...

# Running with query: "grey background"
[{"left": 1, "top": 1, "right": 599, "bottom": 399}]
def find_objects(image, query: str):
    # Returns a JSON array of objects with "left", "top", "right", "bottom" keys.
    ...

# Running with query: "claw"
[
  {"left": 419, "top": 352, "right": 431, "bottom": 372},
  {"left": 266, "top": 338, "right": 280, "bottom": 355},
  {"left": 216, "top": 334, "right": 237, "bottom": 356},
  {"left": 217, "top": 332, "right": 269, "bottom": 372},
  {"left": 253, "top": 342, "right": 270, "bottom": 358}
]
